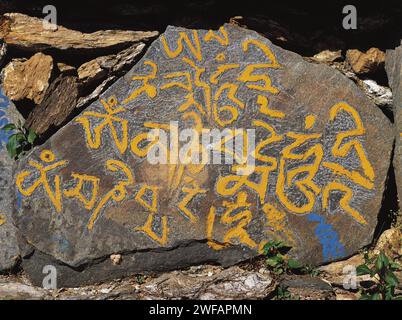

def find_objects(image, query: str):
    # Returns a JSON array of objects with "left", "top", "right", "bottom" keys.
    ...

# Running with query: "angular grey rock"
[
  {"left": 280, "top": 275, "right": 335, "bottom": 300},
  {"left": 385, "top": 42, "right": 402, "bottom": 215},
  {"left": 0, "top": 88, "right": 22, "bottom": 271},
  {"left": 77, "top": 43, "right": 146, "bottom": 86},
  {"left": 76, "top": 43, "right": 147, "bottom": 109},
  {"left": 14, "top": 25, "right": 393, "bottom": 286}
]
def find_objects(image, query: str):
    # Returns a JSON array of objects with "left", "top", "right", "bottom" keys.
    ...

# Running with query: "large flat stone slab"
[
  {"left": 14, "top": 24, "right": 393, "bottom": 286},
  {"left": 0, "top": 88, "right": 22, "bottom": 271}
]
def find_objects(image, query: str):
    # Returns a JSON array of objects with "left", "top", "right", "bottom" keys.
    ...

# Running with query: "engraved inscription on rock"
[{"left": 14, "top": 24, "right": 393, "bottom": 286}]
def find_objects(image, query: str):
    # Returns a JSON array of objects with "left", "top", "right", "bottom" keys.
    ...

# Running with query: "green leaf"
[
  {"left": 266, "top": 257, "right": 281, "bottom": 267},
  {"left": 287, "top": 258, "right": 302, "bottom": 269},
  {"left": 385, "top": 287, "right": 395, "bottom": 300},
  {"left": 6, "top": 143, "right": 17, "bottom": 159},
  {"left": 390, "top": 262, "right": 401, "bottom": 271},
  {"left": 27, "top": 129, "right": 37, "bottom": 144},
  {"left": 6, "top": 134, "right": 18, "bottom": 159},
  {"left": 385, "top": 271, "right": 399, "bottom": 287},
  {"left": 262, "top": 243, "right": 272, "bottom": 255},
  {"left": 375, "top": 253, "right": 389, "bottom": 271},
  {"left": 375, "top": 252, "right": 385, "bottom": 272},
  {"left": 274, "top": 267, "right": 284, "bottom": 275},
  {"left": 1, "top": 123, "right": 16, "bottom": 132},
  {"left": 271, "top": 240, "right": 284, "bottom": 249},
  {"left": 14, "top": 132, "right": 26, "bottom": 143},
  {"left": 356, "top": 264, "right": 372, "bottom": 276},
  {"left": 371, "top": 293, "right": 382, "bottom": 300}
]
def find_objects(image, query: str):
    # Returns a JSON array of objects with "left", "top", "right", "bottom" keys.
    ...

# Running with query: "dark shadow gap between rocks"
[
  {"left": 2, "top": 0, "right": 402, "bottom": 58},
  {"left": 373, "top": 142, "right": 399, "bottom": 243}
]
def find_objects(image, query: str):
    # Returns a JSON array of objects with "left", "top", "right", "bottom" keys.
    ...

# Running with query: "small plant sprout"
[
  {"left": 262, "top": 240, "right": 301, "bottom": 275},
  {"left": 356, "top": 251, "right": 401, "bottom": 300},
  {"left": 1, "top": 120, "right": 37, "bottom": 159}
]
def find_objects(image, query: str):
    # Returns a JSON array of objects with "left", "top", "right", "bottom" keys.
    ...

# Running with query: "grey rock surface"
[
  {"left": 14, "top": 24, "right": 393, "bottom": 286},
  {"left": 0, "top": 87, "right": 22, "bottom": 271},
  {"left": 385, "top": 42, "right": 402, "bottom": 219}
]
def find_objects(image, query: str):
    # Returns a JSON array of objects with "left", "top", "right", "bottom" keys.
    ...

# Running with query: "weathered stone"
[
  {"left": 0, "top": 88, "right": 22, "bottom": 271},
  {"left": 2, "top": 52, "right": 54, "bottom": 104},
  {"left": 76, "top": 76, "right": 117, "bottom": 109},
  {"left": 57, "top": 63, "right": 76, "bottom": 76},
  {"left": 361, "top": 79, "right": 392, "bottom": 107},
  {"left": 76, "top": 43, "right": 147, "bottom": 108},
  {"left": 77, "top": 43, "right": 146, "bottom": 86},
  {"left": 14, "top": 25, "right": 393, "bottom": 286},
  {"left": 20, "top": 241, "right": 249, "bottom": 287},
  {"left": 0, "top": 41, "right": 6, "bottom": 67},
  {"left": 346, "top": 48, "right": 385, "bottom": 74},
  {"left": 24, "top": 44, "right": 147, "bottom": 138},
  {"left": 318, "top": 254, "right": 367, "bottom": 287},
  {"left": 78, "top": 59, "right": 107, "bottom": 85},
  {"left": 139, "top": 265, "right": 274, "bottom": 300},
  {"left": 25, "top": 75, "right": 79, "bottom": 136},
  {"left": 0, "top": 281, "right": 46, "bottom": 300},
  {"left": 0, "top": 13, "right": 158, "bottom": 53},
  {"left": 312, "top": 50, "right": 342, "bottom": 63},
  {"left": 110, "top": 254, "right": 122, "bottom": 266},
  {"left": 0, "top": 265, "right": 274, "bottom": 300},
  {"left": 385, "top": 43, "right": 402, "bottom": 218},
  {"left": 334, "top": 288, "right": 359, "bottom": 300},
  {"left": 372, "top": 228, "right": 402, "bottom": 259},
  {"left": 280, "top": 275, "right": 335, "bottom": 300}
]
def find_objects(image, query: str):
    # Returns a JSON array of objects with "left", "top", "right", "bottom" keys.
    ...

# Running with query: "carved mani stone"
[{"left": 14, "top": 25, "right": 393, "bottom": 286}]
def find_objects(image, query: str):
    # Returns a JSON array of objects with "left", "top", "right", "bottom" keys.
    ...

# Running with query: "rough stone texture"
[
  {"left": 139, "top": 265, "right": 274, "bottom": 300},
  {"left": 76, "top": 77, "right": 117, "bottom": 109},
  {"left": 24, "top": 43, "right": 147, "bottom": 138},
  {"left": 78, "top": 59, "right": 107, "bottom": 85},
  {"left": 280, "top": 275, "right": 335, "bottom": 300},
  {"left": 14, "top": 24, "right": 393, "bottom": 286},
  {"left": 333, "top": 288, "right": 359, "bottom": 300},
  {"left": 0, "top": 265, "right": 274, "bottom": 300},
  {"left": 372, "top": 228, "right": 402, "bottom": 259},
  {"left": 0, "top": 88, "right": 22, "bottom": 271},
  {"left": 20, "top": 241, "right": 250, "bottom": 287},
  {"left": 77, "top": 43, "right": 146, "bottom": 87},
  {"left": 346, "top": 48, "right": 385, "bottom": 75},
  {"left": 76, "top": 43, "right": 147, "bottom": 108},
  {"left": 0, "top": 41, "right": 6, "bottom": 67},
  {"left": 57, "top": 63, "right": 76, "bottom": 76},
  {"left": 361, "top": 79, "right": 393, "bottom": 107},
  {"left": 0, "top": 13, "right": 158, "bottom": 53},
  {"left": 318, "top": 254, "right": 366, "bottom": 287},
  {"left": 312, "top": 50, "right": 342, "bottom": 63},
  {"left": 0, "top": 281, "right": 46, "bottom": 300},
  {"left": 385, "top": 42, "right": 402, "bottom": 215},
  {"left": 1, "top": 52, "right": 54, "bottom": 104},
  {"left": 25, "top": 75, "right": 79, "bottom": 136}
]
